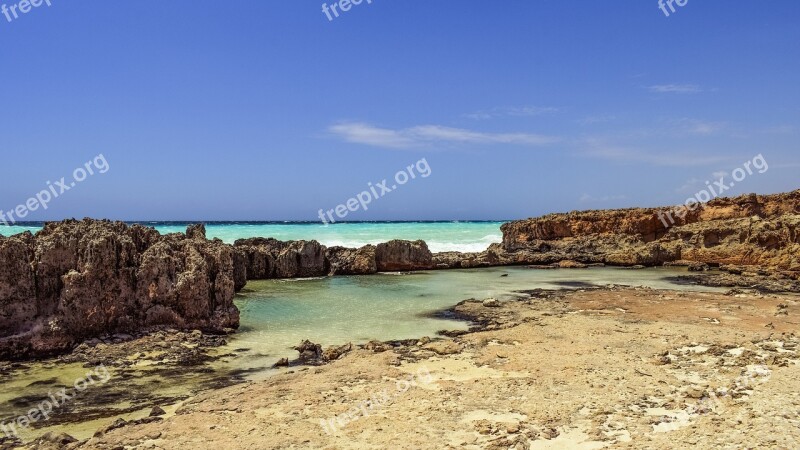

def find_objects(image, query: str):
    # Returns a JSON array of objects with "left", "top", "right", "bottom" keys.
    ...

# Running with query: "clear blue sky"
[{"left": 1, "top": 1, "right": 798, "bottom": 221}]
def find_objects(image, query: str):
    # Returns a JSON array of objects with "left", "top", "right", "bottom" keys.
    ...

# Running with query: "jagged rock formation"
[
  {"left": 500, "top": 190, "right": 800, "bottom": 271},
  {"left": 233, "top": 238, "right": 329, "bottom": 279},
  {"left": 326, "top": 245, "right": 377, "bottom": 275},
  {"left": 234, "top": 239, "right": 434, "bottom": 279},
  {"left": 0, "top": 220, "right": 239, "bottom": 360},
  {"left": 375, "top": 240, "right": 433, "bottom": 271}
]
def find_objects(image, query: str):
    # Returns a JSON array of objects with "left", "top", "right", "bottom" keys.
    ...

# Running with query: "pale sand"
[{"left": 42, "top": 287, "right": 800, "bottom": 449}]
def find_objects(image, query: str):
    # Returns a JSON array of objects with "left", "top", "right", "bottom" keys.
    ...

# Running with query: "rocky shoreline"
[
  {"left": 1, "top": 189, "right": 798, "bottom": 360},
  {"left": 12, "top": 282, "right": 796, "bottom": 449}
]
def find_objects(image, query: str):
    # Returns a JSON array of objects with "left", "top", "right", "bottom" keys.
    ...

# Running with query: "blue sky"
[{"left": 1, "top": 0, "right": 798, "bottom": 221}]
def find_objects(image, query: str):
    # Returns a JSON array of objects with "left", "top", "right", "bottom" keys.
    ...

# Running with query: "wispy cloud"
[
  {"left": 464, "top": 106, "right": 558, "bottom": 120},
  {"left": 328, "top": 122, "right": 560, "bottom": 149},
  {"left": 671, "top": 118, "right": 725, "bottom": 135},
  {"left": 675, "top": 178, "right": 701, "bottom": 194},
  {"left": 578, "top": 115, "right": 617, "bottom": 125},
  {"left": 761, "top": 125, "right": 795, "bottom": 135},
  {"left": 581, "top": 140, "right": 730, "bottom": 167},
  {"left": 648, "top": 84, "right": 703, "bottom": 94},
  {"left": 675, "top": 169, "right": 734, "bottom": 195}
]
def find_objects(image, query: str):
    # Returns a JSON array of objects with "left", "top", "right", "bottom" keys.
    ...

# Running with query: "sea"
[{"left": 0, "top": 221, "right": 504, "bottom": 253}]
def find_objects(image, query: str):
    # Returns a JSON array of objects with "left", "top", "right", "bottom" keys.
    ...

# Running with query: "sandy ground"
[{"left": 22, "top": 286, "right": 800, "bottom": 449}]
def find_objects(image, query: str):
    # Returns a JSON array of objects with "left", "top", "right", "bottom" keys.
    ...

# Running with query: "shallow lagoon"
[{"left": 0, "top": 266, "right": 721, "bottom": 440}]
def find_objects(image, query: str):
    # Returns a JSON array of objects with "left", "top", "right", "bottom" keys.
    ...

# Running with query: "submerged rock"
[
  {"left": 33, "top": 432, "right": 78, "bottom": 446},
  {"left": 688, "top": 262, "right": 711, "bottom": 272}
]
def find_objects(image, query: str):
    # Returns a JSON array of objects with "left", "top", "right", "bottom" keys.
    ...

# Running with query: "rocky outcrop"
[
  {"left": 375, "top": 240, "right": 433, "bottom": 271},
  {"left": 4, "top": 191, "right": 795, "bottom": 361},
  {"left": 432, "top": 244, "right": 508, "bottom": 269},
  {"left": 498, "top": 190, "right": 800, "bottom": 271},
  {"left": 326, "top": 245, "right": 377, "bottom": 275},
  {"left": 234, "top": 238, "right": 329, "bottom": 279},
  {"left": 235, "top": 239, "right": 435, "bottom": 279},
  {"left": 0, "top": 220, "right": 239, "bottom": 360}
]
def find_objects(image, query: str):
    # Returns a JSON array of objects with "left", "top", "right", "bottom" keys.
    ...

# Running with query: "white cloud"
[
  {"left": 581, "top": 141, "right": 730, "bottom": 167},
  {"left": 671, "top": 118, "right": 725, "bottom": 135},
  {"left": 578, "top": 115, "right": 617, "bottom": 125},
  {"left": 675, "top": 178, "right": 701, "bottom": 194},
  {"left": 328, "top": 122, "right": 559, "bottom": 149},
  {"left": 328, "top": 122, "right": 416, "bottom": 149},
  {"left": 648, "top": 84, "right": 703, "bottom": 94},
  {"left": 464, "top": 106, "right": 558, "bottom": 120}
]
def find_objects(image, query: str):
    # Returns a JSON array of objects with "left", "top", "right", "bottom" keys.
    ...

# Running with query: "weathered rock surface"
[
  {"left": 498, "top": 190, "right": 800, "bottom": 272},
  {"left": 326, "top": 245, "right": 377, "bottom": 275},
  {"left": 235, "top": 239, "right": 434, "bottom": 279},
  {"left": 375, "top": 240, "right": 433, "bottom": 271},
  {"left": 0, "top": 219, "right": 239, "bottom": 360},
  {"left": 234, "top": 238, "right": 329, "bottom": 279}
]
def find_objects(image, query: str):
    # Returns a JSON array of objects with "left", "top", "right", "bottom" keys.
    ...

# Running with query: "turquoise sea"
[{"left": 0, "top": 221, "right": 504, "bottom": 253}]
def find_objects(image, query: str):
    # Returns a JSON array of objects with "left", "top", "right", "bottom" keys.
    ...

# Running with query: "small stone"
[
  {"left": 686, "top": 386, "right": 706, "bottom": 399},
  {"left": 423, "top": 340, "right": 462, "bottom": 355},
  {"left": 558, "top": 260, "right": 588, "bottom": 269},
  {"left": 273, "top": 358, "right": 289, "bottom": 368}
]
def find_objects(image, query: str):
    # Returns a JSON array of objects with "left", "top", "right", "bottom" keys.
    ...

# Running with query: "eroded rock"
[
  {"left": 0, "top": 220, "right": 239, "bottom": 360},
  {"left": 375, "top": 240, "right": 433, "bottom": 271}
]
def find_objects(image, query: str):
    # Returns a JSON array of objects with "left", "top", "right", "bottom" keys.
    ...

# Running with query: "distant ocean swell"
[{"left": 0, "top": 222, "right": 505, "bottom": 253}]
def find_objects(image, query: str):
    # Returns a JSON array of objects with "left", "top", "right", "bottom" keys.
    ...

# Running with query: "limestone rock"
[
  {"left": 375, "top": 240, "right": 433, "bottom": 271},
  {"left": 0, "top": 219, "right": 239, "bottom": 360},
  {"left": 326, "top": 245, "right": 377, "bottom": 275}
]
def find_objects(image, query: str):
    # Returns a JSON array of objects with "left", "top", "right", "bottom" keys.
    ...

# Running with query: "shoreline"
[
  {"left": 1, "top": 189, "right": 797, "bottom": 359},
  {"left": 3, "top": 267, "right": 799, "bottom": 447},
  {"left": 12, "top": 280, "right": 795, "bottom": 449},
  {"left": 0, "top": 189, "right": 797, "bottom": 447}
]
